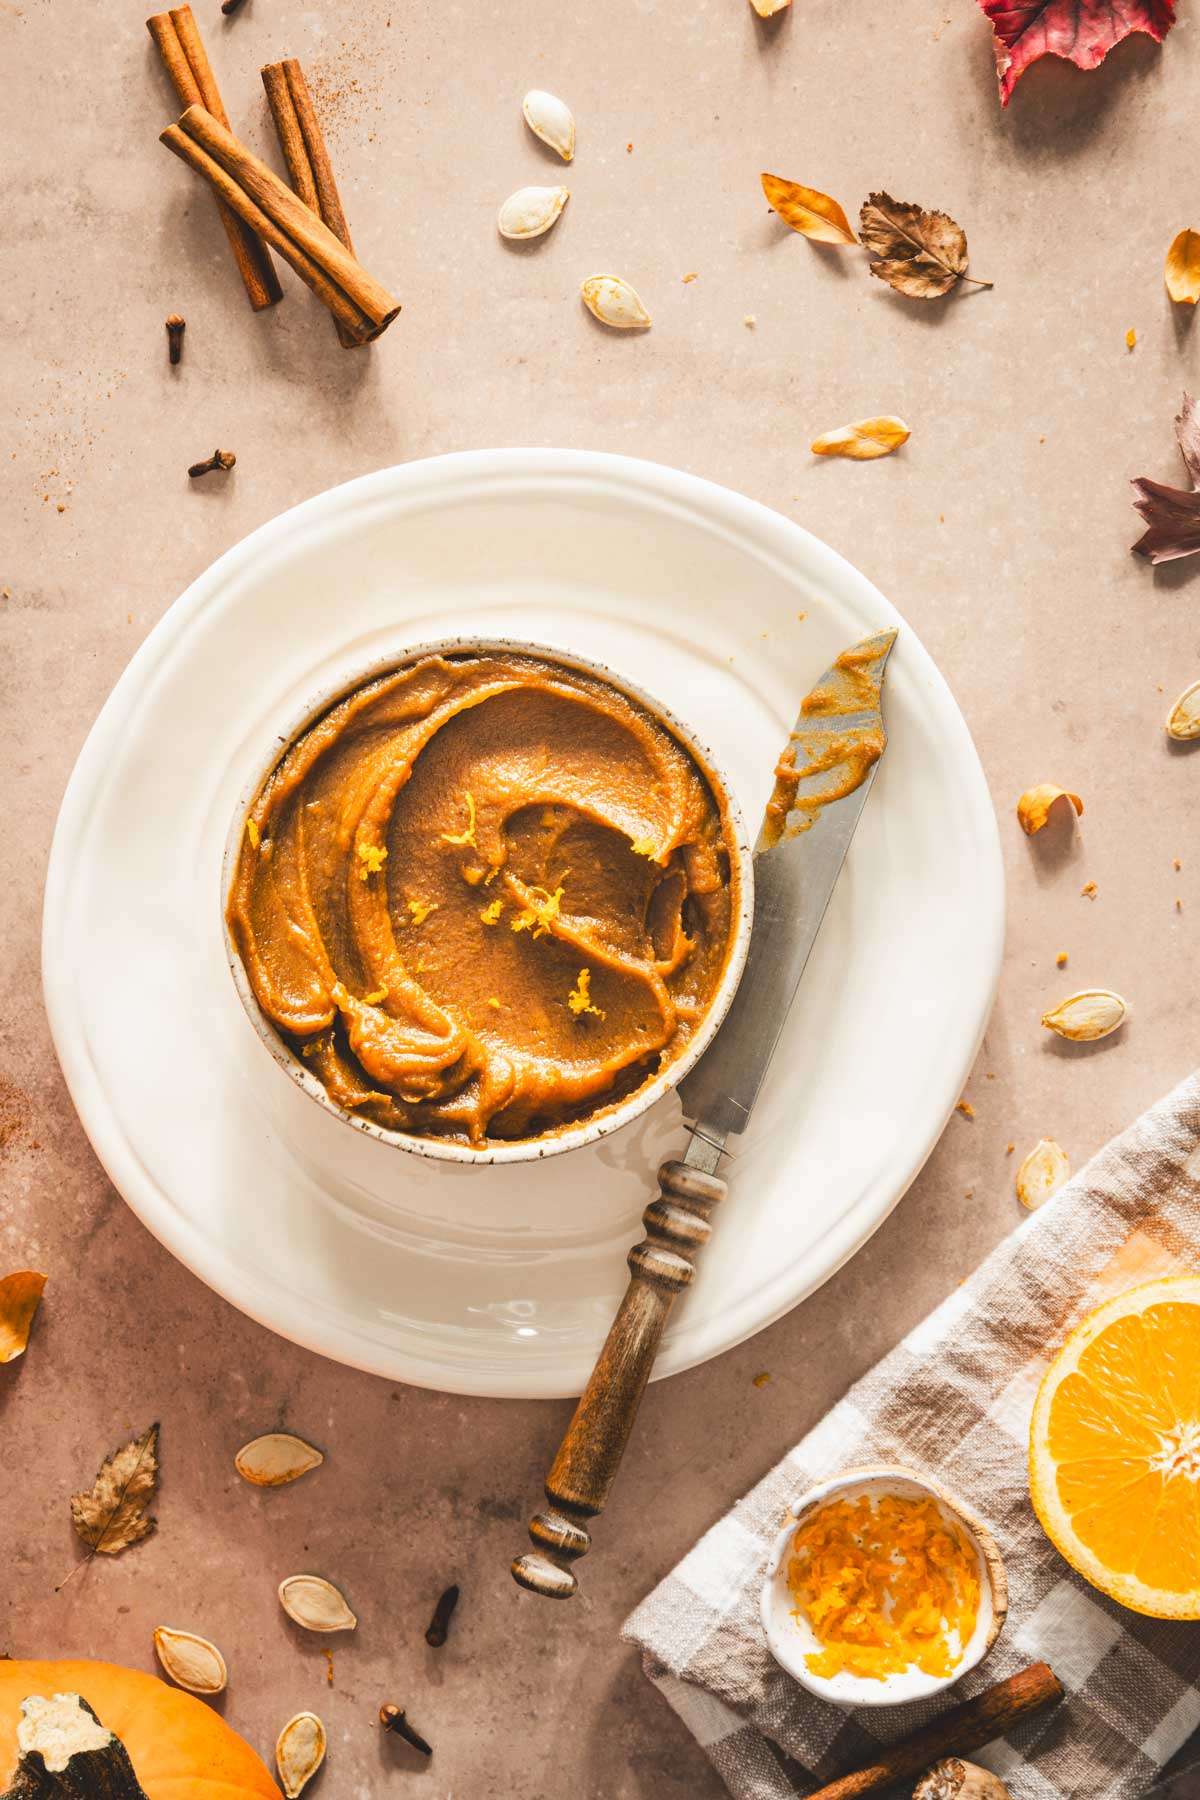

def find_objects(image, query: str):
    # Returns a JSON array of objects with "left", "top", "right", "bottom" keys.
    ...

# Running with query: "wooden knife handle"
[{"left": 511, "top": 1156, "right": 727, "bottom": 1599}]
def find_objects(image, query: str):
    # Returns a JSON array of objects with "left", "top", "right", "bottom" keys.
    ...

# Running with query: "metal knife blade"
[{"left": 678, "top": 628, "right": 897, "bottom": 1155}]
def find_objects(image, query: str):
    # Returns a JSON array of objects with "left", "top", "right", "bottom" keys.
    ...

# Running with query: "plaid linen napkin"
[{"left": 624, "top": 1071, "right": 1200, "bottom": 1800}]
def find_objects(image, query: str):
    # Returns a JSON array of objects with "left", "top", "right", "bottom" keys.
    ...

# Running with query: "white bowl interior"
[
  {"left": 761, "top": 1470, "right": 998, "bottom": 1708},
  {"left": 220, "top": 636, "right": 753, "bottom": 1166}
]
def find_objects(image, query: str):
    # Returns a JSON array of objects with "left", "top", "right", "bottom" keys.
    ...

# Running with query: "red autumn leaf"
[{"left": 977, "top": 0, "right": 1176, "bottom": 105}]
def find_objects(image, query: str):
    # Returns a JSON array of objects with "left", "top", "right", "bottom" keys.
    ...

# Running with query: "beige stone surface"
[{"left": 3, "top": 0, "right": 1198, "bottom": 1794}]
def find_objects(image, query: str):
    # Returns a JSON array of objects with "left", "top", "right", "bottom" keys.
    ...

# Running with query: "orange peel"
[{"left": 1016, "top": 784, "right": 1083, "bottom": 836}]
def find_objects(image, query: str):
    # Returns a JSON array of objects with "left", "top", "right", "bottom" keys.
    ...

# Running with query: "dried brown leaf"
[
  {"left": 1132, "top": 392, "right": 1200, "bottom": 561},
  {"left": 811, "top": 416, "right": 910, "bottom": 461},
  {"left": 1165, "top": 229, "right": 1200, "bottom": 304},
  {"left": 858, "top": 192, "right": 990, "bottom": 300},
  {"left": 0, "top": 1270, "right": 47, "bottom": 1363},
  {"left": 70, "top": 1423, "right": 159, "bottom": 1556},
  {"left": 761, "top": 174, "right": 856, "bottom": 246}
]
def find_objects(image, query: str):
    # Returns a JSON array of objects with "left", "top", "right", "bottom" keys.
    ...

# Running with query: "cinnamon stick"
[
  {"left": 146, "top": 6, "right": 282, "bottom": 310},
  {"left": 806, "top": 1663, "right": 1064, "bottom": 1800},
  {"left": 160, "top": 107, "right": 400, "bottom": 343},
  {"left": 262, "top": 59, "right": 358, "bottom": 347}
]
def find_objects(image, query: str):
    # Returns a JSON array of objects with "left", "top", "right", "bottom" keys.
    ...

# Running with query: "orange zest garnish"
[
  {"left": 441, "top": 790, "right": 478, "bottom": 849},
  {"left": 512, "top": 885, "right": 564, "bottom": 940},
  {"left": 567, "top": 968, "right": 605, "bottom": 1019},
  {"left": 357, "top": 841, "right": 388, "bottom": 881}
]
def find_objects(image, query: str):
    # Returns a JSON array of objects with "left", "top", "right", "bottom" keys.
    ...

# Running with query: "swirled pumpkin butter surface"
[{"left": 226, "top": 653, "right": 741, "bottom": 1146}]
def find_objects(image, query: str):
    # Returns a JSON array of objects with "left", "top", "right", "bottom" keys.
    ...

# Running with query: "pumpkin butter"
[{"left": 226, "top": 652, "right": 742, "bottom": 1147}]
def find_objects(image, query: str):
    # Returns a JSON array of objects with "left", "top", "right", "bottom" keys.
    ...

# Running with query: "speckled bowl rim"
[
  {"left": 759, "top": 1463, "right": 1009, "bottom": 1709},
  {"left": 220, "top": 635, "right": 754, "bottom": 1166}
]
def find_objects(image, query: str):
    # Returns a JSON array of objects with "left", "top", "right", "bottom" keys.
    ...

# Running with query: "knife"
[{"left": 511, "top": 628, "right": 898, "bottom": 1599}]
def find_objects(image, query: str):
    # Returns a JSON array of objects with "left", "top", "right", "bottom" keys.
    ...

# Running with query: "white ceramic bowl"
[
  {"left": 760, "top": 1465, "right": 1008, "bottom": 1708},
  {"left": 221, "top": 636, "right": 754, "bottom": 1166}
]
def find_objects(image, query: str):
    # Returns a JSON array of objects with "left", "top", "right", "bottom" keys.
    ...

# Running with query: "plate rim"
[{"left": 41, "top": 448, "right": 1005, "bottom": 1397}]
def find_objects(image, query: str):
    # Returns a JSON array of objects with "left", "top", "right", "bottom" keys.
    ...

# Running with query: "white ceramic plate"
[{"left": 42, "top": 451, "right": 1003, "bottom": 1398}]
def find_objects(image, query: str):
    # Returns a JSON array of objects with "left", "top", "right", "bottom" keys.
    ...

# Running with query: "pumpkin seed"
[
  {"left": 153, "top": 1627, "right": 228, "bottom": 1694},
  {"left": 235, "top": 1433, "right": 324, "bottom": 1487},
  {"left": 278, "top": 1573, "right": 357, "bottom": 1632},
  {"left": 522, "top": 89, "right": 575, "bottom": 161},
  {"left": 1166, "top": 679, "right": 1200, "bottom": 741},
  {"left": 1016, "top": 1139, "right": 1070, "bottom": 1210},
  {"left": 1041, "top": 989, "right": 1128, "bottom": 1042},
  {"left": 581, "top": 274, "right": 652, "bottom": 330},
  {"left": 498, "top": 185, "right": 569, "bottom": 241},
  {"left": 276, "top": 1712, "right": 326, "bottom": 1798}
]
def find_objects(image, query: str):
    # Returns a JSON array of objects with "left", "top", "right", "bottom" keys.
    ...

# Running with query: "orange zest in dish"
[
  {"left": 787, "top": 1493, "right": 979, "bottom": 1681},
  {"left": 479, "top": 898, "right": 504, "bottom": 925},
  {"left": 404, "top": 898, "right": 437, "bottom": 926}
]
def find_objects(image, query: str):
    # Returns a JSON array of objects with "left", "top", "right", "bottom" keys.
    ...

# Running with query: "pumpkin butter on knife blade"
[{"left": 226, "top": 651, "right": 743, "bottom": 1147}]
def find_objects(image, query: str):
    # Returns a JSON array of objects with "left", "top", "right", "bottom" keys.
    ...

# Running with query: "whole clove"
[
  {"left": 188, "top": 449, "right": 236, "bottom": 478},
  {"left": 379, "top": 1705, "right": 432, "bottom": 1756},
  {"left": 424, "top": 1583, "right": 459, "bottom": 1648},
  {"left": 165, "top": 314, "right": 186, "bottom": 364},
  {"left": 221, "top": 0, "right": 248, "bottom": 12}
]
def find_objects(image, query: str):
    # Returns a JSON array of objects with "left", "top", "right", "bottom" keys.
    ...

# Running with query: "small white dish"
[{"left": 760, "top": 1465, "right": 1007, "bottom": 1708}]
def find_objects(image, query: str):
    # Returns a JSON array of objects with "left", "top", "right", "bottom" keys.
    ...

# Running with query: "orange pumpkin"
[{"left": 0, "top": 1660, "right": 279, "bottom": 1798}]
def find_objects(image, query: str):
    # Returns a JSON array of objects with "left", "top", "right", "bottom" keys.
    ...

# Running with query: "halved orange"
[{"left": 1029, "top": 1276, "right": 1200, "bottom": 1618}]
